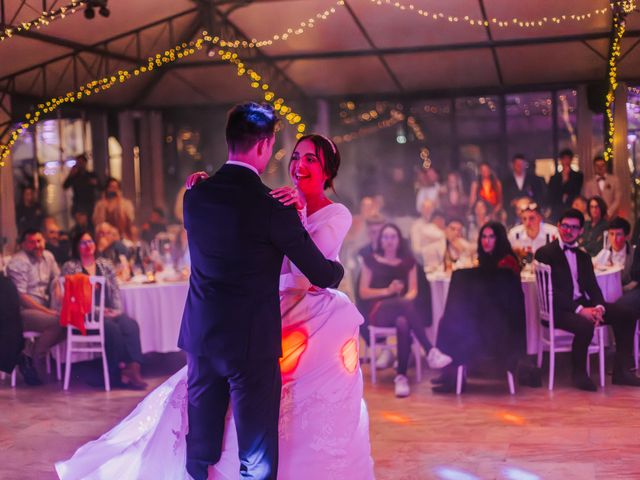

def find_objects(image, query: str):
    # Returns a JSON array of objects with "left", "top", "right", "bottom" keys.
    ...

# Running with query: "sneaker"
[
  {"left": 394, "top": 374, "right": 410, "bottom": 398},
  {"left": 375, "top": 349, "right": 395, "bottom": 370},
  {"left": 426, "top": 347, "right": 452, "bottom": 369}
]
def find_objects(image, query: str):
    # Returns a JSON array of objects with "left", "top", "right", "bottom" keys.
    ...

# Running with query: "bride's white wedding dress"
[{"left": 55, "top": 203, "right": 375, "bottom": 480}]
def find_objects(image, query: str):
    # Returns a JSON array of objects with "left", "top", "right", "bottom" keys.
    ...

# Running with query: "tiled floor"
[{"left": 2, "top": 354, "right": 640, "bottom": 480}]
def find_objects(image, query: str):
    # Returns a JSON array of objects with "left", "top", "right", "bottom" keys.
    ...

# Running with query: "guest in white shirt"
[
  {"left": 508, "top": 202, "right": 557, "bottom": 259},
  {"left": 410, "top": 199, "right": 446, "bottom": 271},
  {"left": 594, "top": 217, "right": 640, "bottom": 312},
  {"left": 444, "top": 218, "right": 474, "bottom": 270}
]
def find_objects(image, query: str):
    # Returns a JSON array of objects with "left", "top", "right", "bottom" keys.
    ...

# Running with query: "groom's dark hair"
[{"left": 226, "top": 102, "right": 279, "bottom": 153}]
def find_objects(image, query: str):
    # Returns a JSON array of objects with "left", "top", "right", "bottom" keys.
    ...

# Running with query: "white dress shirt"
[
  {"left": 514, "top": 173, "right": 525, "bottom": 191},
  {"left": 226, "top": 160, "right": 260, "bottom": 176},
  {"left": 559, "top": 239, "right": 604, "bottom": 314},
  {"left": 508, "top": 223, "right": 558, "bottom": 254}
]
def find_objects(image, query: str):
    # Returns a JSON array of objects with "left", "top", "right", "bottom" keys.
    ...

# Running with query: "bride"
[{"left": 55, "top": 134, "right": 375, "bottom": 480}]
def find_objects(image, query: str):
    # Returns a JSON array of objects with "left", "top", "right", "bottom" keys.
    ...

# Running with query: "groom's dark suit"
[{"left": 179, "top": 164, "right": 344, "bottom": 480}]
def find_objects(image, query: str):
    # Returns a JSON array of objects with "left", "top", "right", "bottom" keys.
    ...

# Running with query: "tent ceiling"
[{"left": 0, "top": 0, "right": 639, "bottom": 109}]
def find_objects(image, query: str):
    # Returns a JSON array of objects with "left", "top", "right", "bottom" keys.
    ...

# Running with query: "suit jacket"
[
  {"left": 583, "top": 173, "right": 621, "bottom": 217},
  {"left": 178, "top": 164, "right": 344, "bottom": 360},
  {"left": 502, "top": 173, "right": 547, "bottom": 211},
  {"left": 535, "top": 240, "right": 605, "bottom": 314},
  {"left": 548, "top": 170, "right": 584, "bottom": 220}
]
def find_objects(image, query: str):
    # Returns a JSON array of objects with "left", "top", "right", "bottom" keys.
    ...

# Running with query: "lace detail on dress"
[{"left": 170, "top": 378, "right": 190, "bottom": 455}]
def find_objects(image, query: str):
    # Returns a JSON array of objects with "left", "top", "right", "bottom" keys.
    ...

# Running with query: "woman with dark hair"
[
  {"left": 477, "top": 222, "right": 521, "bottom": 274},
  {"left": 359, "top": 223, "right": 450, "bottom": 397},
  {"left": 582, "top": 195, "right": 609, "bottom": 256},
  {"left": 58, "top": 133, "right": 375, "bottom": 479},
  {"left": 469, "top": 162, "right": 503, "bottom": 214},
  {"left": 432, "top": 222, "right": 534, "bottom": 393},
  {"left": 61, "top": 231, "right": 146, "bottom": 390}
]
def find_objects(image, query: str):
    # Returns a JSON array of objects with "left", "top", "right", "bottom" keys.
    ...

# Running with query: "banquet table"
[
  {"left": 426, "top": 266, "right": 623, "bottom": 354},
  {"left": 119, "top": 281, "right": 189, "bottom": 353}
]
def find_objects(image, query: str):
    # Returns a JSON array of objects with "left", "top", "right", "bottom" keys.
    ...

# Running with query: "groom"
[{"left": 179, "top": 102, "right": 345, "bottom": 480}]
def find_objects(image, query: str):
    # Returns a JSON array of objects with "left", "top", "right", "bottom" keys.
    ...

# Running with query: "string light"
[
  {"left": 371, "top": 0, "right": 624, "bottom": 29},
  {"left": 219, "top": 0, "right": 344, "bottom": 50},
  {"left": 0, "top": 0, "right": 85, "bottom": 42},
  {"left": 1, "top": 31, "right": 306, "bottom": 165},
  {"left": 603, "top": 1, "right": 635, "bottom": 162},
  {"left": 1, "top": 36, "right": 207, "bottom": 165},
  {"left": 211, "top": 41, "right": 306, "bottom": 138},
  {"left": 333, "top": 108, "right": 405, "bottom": 144}
]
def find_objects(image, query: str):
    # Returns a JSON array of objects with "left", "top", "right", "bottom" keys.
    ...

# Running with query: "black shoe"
[
  {"left": 612, "top": 371, "right": 640, "bottom": 387},
  {"left": 18, "top": 354, "right": 43, "bottom": 386},
  {"left": 572, "top": 373, "right": 597, "bottom": 392}
]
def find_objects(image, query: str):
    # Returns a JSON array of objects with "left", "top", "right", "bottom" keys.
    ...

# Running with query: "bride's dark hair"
[{"left": 291, "top": 134, "right": 341, "bottom": 190}]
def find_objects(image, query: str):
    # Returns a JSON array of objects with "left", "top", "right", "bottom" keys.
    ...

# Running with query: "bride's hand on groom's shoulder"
[
  {"left": 270, "top": 186, "right": 306, "bottom": 211},
  {"left": 185, "top": 171, "right": 208, "bottom": 189}
]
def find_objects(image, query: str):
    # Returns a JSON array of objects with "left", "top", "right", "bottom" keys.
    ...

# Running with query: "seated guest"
[
  {"left": 581, "top": 196, "right": 608, "bottom": 256},
  {"left": 535, "top": 209, "right": 640, "bottom": 391},
  {"left": 410, "top": 199, "right": 446, "bottom": 271},
  {"left": 415, "top": 166, "right": 441, "bottom": 212},
  {"left": 62, "top": 231, "right": 147, "bottom": 389},
  {"left": 141, "top": 207, "right": 168, "bottom": 244},
  {"left": 357, "top": 214, "right": 386, "bottom": 259},
  {"left": 359, "top": 223, "right": 450, "bottom": 398},
  {"left": 433, "top": 222, "right": 532, "bottom": 392},
  {"left": 571, "top": 195, "right": 588, "bottom": 218},
  {"left": 508, "top": 202, "right": 557, "bottom": 261},
  {"left": 444, "top": 218, "right": 474, "bottom": 270},
  {"left": 439, "top": 171, "right": 467, "bottom": 220},
  {"left": 467, "top": 199, "right": 493, "bottom": 243},
  {"left": 95, "top": 222, "right": 131, "bottom": 281},
  {"left": 6, "top": 229, "right": 65, "bottom": 384},
  {"left": 594, "top": 217, "right": 640, "bottom": 312},
  {"left": 43, "top": 217, "right": 71, "bottom": 265}
]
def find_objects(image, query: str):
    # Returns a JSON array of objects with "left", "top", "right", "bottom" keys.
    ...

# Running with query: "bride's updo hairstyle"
[{"left": 292, "top": 134, "right": 341, "bottom": 190}]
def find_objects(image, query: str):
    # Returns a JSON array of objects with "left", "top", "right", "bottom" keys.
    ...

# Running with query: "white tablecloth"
[
  {"left": 426, "top": 266, "right": 623, "bottom": 354},
  {"left": 120, "top": 281, "right": 188, "bottom": 353}
]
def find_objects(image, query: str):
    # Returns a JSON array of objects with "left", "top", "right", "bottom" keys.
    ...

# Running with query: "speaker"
[{"left": 586, "top": 81, "right": 608, "bottom": 114}]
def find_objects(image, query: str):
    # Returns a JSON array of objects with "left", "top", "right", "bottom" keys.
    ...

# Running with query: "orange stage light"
[{"left": 280, "top": 329, "right": 308, "bottom": 376}]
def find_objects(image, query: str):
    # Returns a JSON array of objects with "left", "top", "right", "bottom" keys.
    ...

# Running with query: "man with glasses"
[
  {"left": 508, "top": 202, "right": 557, "bottom": 261},
  {"left": 535, "top": 209, "right": 640, "bottom": 391}
]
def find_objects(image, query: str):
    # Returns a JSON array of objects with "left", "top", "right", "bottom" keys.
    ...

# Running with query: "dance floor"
[{"left": 2, "top": 354, "right": 640, "bottom": 480}]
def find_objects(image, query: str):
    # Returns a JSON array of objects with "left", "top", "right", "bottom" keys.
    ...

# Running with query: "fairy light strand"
[
  {"left": 603, "top": 0, "right": 636, "bottom": 162},
  {"left": 372, "top": 0, "right": 627, "bottom": 29},
  {"left": 1, "top": 31, "right": 307, "bottom": 165},
  {"left": 0, "top": 0, "right": 85, "bottom": 42}
]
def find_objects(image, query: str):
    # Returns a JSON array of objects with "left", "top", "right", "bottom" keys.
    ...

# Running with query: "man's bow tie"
[{"left": 563, "top": 245, "right": 579, "bottom": 253}]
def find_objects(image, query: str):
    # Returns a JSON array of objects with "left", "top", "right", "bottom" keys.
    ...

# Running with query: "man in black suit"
[
  {"left": 535, "top": 209, "right": 640, "bottom": 391},
  {"left": 179, "top": 103, "right": 344, "bottom": 480},
  {"left": 547, "top": 149, "right": 584, "bottom": 222},
  {"left": 502, "top": 154, "right": 547, "bottom": 226}
]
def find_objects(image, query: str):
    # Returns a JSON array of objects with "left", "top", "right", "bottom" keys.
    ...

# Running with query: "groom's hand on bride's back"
[{"left": 185, "top": 171, "right": 208, "bottom": 189}]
